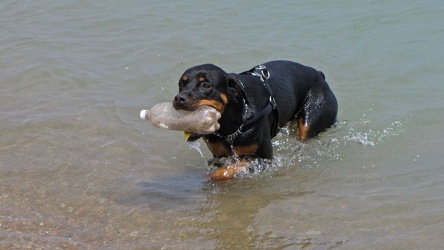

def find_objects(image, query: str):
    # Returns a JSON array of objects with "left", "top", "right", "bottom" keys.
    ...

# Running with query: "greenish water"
[{"left": 1, "top": 0, "right": 444, "bottom": 248}]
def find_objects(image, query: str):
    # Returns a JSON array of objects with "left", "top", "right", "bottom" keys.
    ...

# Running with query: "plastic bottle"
[{"left": 140, "top": 102, "right": 221, "bottom": 134}]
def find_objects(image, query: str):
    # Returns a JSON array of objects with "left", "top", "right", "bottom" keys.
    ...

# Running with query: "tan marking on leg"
[
  {"left": 233, "top": 144, "right": 258, "bottom": 157},
  {"left": 204, "top": 140, "right": 231, "bottom": 157},
  {"left": 296, "top": 117, "right": 309, "bottom": 141},
  {"left": 209, "top": 160, "right": 250, "bottom": 181}
]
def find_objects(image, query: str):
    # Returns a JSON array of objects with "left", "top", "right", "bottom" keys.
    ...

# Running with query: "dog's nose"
[
  {"left": 174, "top": 92, "right": 188, "bottom": 104},
  {"left": 173, "top": 92, "right": 188, "bottom": 109}
]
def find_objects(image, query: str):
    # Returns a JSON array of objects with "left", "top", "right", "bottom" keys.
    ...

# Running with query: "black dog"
[{"left": 173, "top": 60, "right": 338, "bottom": 179}]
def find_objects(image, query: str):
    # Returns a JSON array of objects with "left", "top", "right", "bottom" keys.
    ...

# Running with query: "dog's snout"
[
  {"left": 174, "top": 92, "right": 187, "bottom": 104},
  {"left": 173, "top": 92, "right": 189, "bottom": 109}
]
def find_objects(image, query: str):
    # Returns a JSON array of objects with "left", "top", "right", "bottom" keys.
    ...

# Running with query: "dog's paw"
[{"left": 208, "top": 161, "right": 249, "bottom": 181}]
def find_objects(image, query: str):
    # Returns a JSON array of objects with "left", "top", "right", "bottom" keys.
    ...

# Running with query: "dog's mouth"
[
  {"left": 173, "top": 95, "right": 224, "bottom": 142},
  {"left": 172, "top": 99, "right": 196, "bottom": 111},
  {"left": 196, "top": 99, "right": 225, "bottom": 113},
  {"left": 172, "top": 96, "right": 201, "bottom": 111},
  {"left": 173, "top": 98, "right": 225, "bottom": 114}
]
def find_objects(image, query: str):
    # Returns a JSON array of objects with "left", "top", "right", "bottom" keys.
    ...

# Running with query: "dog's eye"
[{"left": 201, "top": 83, "right": 211, "bottom": 89}]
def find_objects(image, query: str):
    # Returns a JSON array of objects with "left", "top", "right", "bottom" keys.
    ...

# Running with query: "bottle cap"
[{"left": 140, "top": 110, "right": 149, "bottom": 120}]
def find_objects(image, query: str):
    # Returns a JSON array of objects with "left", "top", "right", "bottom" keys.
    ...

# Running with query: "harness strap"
[{"left": 243, "top": 96, "right": 275, "bottom": 129}]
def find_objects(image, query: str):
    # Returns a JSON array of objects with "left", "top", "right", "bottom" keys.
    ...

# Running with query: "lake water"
[{"left": 1, "top": 0, "right": 444, "bottom": 249}]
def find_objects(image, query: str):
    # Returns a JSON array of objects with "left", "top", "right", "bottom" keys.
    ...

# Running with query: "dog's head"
[{"left": 173, "top": 64, "right": 241, "bottom": 114}]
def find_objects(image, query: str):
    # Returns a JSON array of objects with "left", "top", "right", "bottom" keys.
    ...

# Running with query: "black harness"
[{"left": 212, "top": 65, "right": 280, "bottom": 145}]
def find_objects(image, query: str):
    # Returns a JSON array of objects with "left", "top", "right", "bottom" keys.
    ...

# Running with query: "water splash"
[
  {"left": 338, "top": 119, "right": 408, "bottom": 146},
  {"left": 199, "top": 113, "right": 409, "bottom": 180},
  {"left": 186, "top": 140, "right": 204, "bottom": 157}
]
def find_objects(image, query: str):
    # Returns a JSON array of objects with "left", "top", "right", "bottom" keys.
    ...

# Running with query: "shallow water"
[{"left": 1, "top": 0, "right": 444, "bottom": 249}]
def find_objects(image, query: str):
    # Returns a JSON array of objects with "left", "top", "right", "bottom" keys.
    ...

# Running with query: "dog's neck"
[{"left": 217, "top": 97, "right": 249, "bottom": 135}]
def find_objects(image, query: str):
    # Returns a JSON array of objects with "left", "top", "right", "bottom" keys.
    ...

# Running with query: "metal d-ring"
[{"left": 261, "top": 69, "right": 270, "bottom": 80}]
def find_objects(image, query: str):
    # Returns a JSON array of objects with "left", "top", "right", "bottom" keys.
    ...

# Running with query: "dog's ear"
[
  {"left": 226, "top": 75, "right": 249, "bottom": 104},
  {"left": 226, "top": 75, "right": 243, "bottom": 97},
  {"left": 227, "top": 77, "right": 237, "bottom": 90}
]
